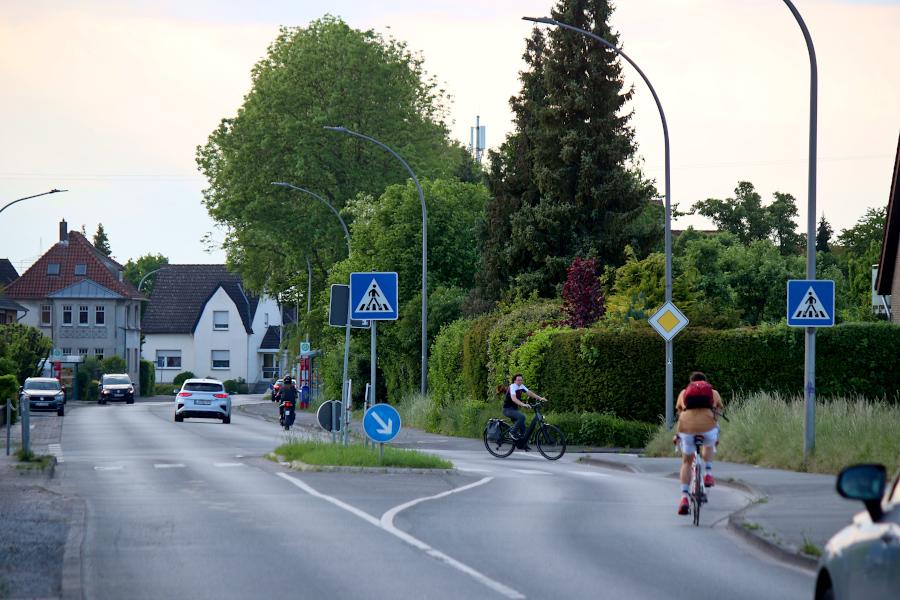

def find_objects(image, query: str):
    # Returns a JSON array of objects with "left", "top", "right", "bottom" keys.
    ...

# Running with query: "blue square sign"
[
  {"left": 350, "top": 272, "right": 398, "bottom": 320},
  {"left": 787, "top": 280, "right": 835, "bottom": 327}
]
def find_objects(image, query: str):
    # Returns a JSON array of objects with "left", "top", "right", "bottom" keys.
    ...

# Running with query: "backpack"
[
  {"left": 486, "top": 419, "right": 502, "bottom": 442},
  {"left": 684, "top": 380, "right": 714, "bottom": 410}
]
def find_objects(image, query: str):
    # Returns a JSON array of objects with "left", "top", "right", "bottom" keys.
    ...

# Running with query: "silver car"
[
  {"left": 174, "top": 378, "right": 231, "bottom": 424},
  {"left": 815, "top": 464, "right": 900, "bottom": 599},
  {"left": 20, "top": 377, "right": 66, "bottom": 416}
]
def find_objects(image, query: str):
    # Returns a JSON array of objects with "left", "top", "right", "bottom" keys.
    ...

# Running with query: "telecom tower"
[{"left": 469, "top": 115, "right": 486, "bottom": 164}]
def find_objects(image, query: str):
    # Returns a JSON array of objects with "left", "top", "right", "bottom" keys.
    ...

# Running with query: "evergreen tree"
[
  {"left": 92, "top": 223, "right": 111, "bottom": 256},
  {"left": 816, "top": 214, "right": 833, "bottom": 253},
  {"left": 478, "top": 0, "right": 658, "bottom": 300}
]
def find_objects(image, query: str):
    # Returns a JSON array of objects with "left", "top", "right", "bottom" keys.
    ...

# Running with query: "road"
[{"left": 56, "top": 399, "right": 814, "bottom": 599}]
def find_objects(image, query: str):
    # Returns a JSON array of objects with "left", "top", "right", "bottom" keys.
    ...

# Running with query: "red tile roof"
[{"left": 3, "top": 231, "right": 144, "bottom": 300}]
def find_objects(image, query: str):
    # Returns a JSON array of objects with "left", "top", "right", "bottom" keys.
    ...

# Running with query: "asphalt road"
[{"left": 56, "top": 399, "right": 814, "bottom": 599}]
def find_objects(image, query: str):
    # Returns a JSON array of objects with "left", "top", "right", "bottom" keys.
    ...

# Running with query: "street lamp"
[
  {"left": 271, "top": 182, "right": 351, "bottom": 251},
  {"left": 0, "top": 189, "right": 68, "bottom": 217},
  {"left": 137, "top": 265, "right": 171, "bottom": 293},
  {"left": 323, "top": 126, "right": 429, "bottom": 396},
  {"left": 523, "top": 16, "right": 676, "bottom": 427}
]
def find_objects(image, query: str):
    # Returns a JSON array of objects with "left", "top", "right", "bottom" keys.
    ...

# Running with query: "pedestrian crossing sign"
[
  {"left": 787, "top": 280, "right": 834, "bottom": 327},
  {"left": 350, "top": 272, "right": 399, "bottom": 320}
]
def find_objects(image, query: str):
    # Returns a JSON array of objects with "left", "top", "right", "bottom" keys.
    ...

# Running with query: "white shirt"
[{"left": 509, "top": 383, "right": 529, "bottom": 401}]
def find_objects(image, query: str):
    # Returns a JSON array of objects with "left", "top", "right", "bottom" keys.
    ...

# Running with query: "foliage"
[
  {"left": 644, "top": 392, "right": 900, "bottom": 475},
  {"left": 275, "top": 440, "right": 452, "bottom": 469},
  {"left": 461, "top": 314, "right": 500, "bottom": 400},
  {"left": 77, "top": 356, "right": 102, "bottom": 400},
  {"left": 197, "top": 15, "right": 473, "bottom": 297},
  {"left": 154, "top": 383, "right": 178, "bottom": 396},
  {"left": 223, "top": 378, "right": 249, "bottom": 394},
  {"left": 172, "top": 371, "right": 195, "bottom": 387},
  {"left": 139, "top": 360, "right": 155, "bottom": 397},
  {"left": 816, "top": 215, "right": 833, "bottom": 253},
  {"left": 485, "top": 299, "right": 563, "bottom": 393},
  {"left": 561, "top": 257, "right": 605, "bottom": 328},
  {"left": 478, "top": 0, "right": 659, "bottom": 300},
  {"left": 836, "top": 207, "right": 886, "bottom": 256},
  {"left": 428, "top": 318, "right": 472, "bottom": 407},
  {"left": 123, "top": 254, "right": 169, "bottom": 296},
  {"left": 0, "top": 324, "right": 52, "bottom": 385},
  {"left": 0, "top": 374, "right": 19, "bottom": 425},
  {"left": 92, "top": 223, "right": 112, "bottom": 256},
  {"left": 100, "top": 355, "right": 127, "bottom": 375}
]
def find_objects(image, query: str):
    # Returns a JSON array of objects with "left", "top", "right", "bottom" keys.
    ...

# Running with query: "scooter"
[{"left": 279, "top": 399, "right": 295, "bottom": 431}]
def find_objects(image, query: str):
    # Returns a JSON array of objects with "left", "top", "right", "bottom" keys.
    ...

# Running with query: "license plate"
[
  {"left": 34, "top": 402, "right": 48, "bottom": 407},
  {"left": 114, "top": 391, "right": 123, "bottom": 396},
  {"left": 196, "top": 400, "right": 211, "bottom": 405}
]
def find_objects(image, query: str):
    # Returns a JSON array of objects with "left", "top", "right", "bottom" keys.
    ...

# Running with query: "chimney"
[{"left": 59, "top": 219, "right": 68, "bottom": 242}]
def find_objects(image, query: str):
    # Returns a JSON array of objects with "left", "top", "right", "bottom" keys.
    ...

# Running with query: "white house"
[{"left": 141, "top": 265, "right": 285, "bottom": 386}]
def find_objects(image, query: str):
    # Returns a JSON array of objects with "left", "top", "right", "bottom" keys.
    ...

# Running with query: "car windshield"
[
  {"left": 103, "top": 376, "right": 131, "bottom": 385},
  {"left": 24, "top": 380, "right": 61, "bottom": 391},
  {"left": 183, "top": 382, "right": 224, "bottom": 393}
]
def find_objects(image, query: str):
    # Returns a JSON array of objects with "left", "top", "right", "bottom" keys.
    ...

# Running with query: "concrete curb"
[
  {"left": 576, "top": 456, "right": 640, "bottom": 473},
  {"left": 61, "top": 496, "right": 86, "bottom": 600},
  {"left": 10, "top": 454, "right": 58, "bottom": 477}
]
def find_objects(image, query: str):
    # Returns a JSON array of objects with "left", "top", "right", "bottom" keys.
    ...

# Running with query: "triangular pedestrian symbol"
[
  {"left": 793, "top": 287, "right": 830, "bottom": 320},
  {"left": 355, "top": 279, "right": 394, "bottom": 314}
]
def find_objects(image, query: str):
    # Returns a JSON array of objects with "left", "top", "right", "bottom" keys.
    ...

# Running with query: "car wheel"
[
  {"left": 174, "top": 414, "right": 183, "bottom": 422},
  {"left": 99, "top": 399, "right": 106, "bottom": 405},
  {"left": 222, "top": 416, "right": 231, "bottom": 424},
  {"left": 126, "top": 399, "right": 134, "bottom": 404},
  {"left": 57, "top": 407, "right": 65, "bottom": 417}
]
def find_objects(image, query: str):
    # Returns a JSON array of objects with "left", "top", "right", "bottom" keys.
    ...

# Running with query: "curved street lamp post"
[
  {"left": 523, "top": 16, "right": 676, "bottom": 428},
  {"left": 0, "top": 189, "right": 68, "bottom": 217},
  {"left": 323, "top": 126, "right": 429, "bottom": 397}
]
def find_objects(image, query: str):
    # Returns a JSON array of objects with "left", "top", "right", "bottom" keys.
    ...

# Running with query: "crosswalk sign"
[
  {"left": 787, "top": 280, "right": 835, "bottom": 327},
  {"left": 350, "top": 272, "right": 398, "bottom": 320}
]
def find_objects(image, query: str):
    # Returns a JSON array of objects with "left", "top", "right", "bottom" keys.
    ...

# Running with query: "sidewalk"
[{"left": 241, "top": 399, "right": 857, "bottom": 570}]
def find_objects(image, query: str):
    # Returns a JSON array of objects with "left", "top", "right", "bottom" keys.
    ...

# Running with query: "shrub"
[
  {"left": 485, "top": 299, "right": 563, "bottom": 391},
  {"left": 139, "top": 360, "right": 155, "bottom": 396},
  {"left": 101, "top": 355, "right": 127, "bottom": 374},
  {"left": 428, "top": 318, "right": 472, "bottom": 407},
  {"left": 0, "top": 373, "right": 19, "bottom": 426},
  {"left": 461, "top": 314, "right": 499, "bottom": 400},
  {"left": 223, "top": 378, "right": 249, "bottom": 395},
  {"left": 172, "top": 371, "right": 195, "bottom": 387},
  {"left": 154, "top": 383, "right": 178, "bottom": 396},
  {"left": 86, "top": 380, "right": 100, "bottom": 402},
  {"left": 561, "top": 256, "right": 604, "bottom": 327}
]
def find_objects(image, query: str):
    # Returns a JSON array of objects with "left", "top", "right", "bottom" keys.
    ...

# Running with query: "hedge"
[
  {"left": 140, "top": 360, "right": 155, "bottom": 397},
  {"left": 0, "top": 373, "right": 19, "bottom": 426},
  {"left": 172, "top": 371, "right": 195, "bottom": 387},
  {"left": 223, "top": 378, "right": 249, "bottom": 395}
]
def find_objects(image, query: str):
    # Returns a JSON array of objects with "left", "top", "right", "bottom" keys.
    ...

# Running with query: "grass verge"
[
  {"left": 14, "top": 449, "right": 54, "bottom": 471},
  {"left": 644, "top": 392, "right": 900, "bottom": 474},
  {"left": 275, "top": 440, "right": 452, "bottom": 469}
]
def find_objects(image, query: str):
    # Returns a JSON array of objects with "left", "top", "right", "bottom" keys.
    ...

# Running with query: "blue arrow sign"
[
  {"left": 363, "top": 404, "right": 401, "bottom": 443},
  {"left": 787, "top": 280, "right": 835, "bottom": 327},
  {"left": 350, "top": 272, "right": 398, "bottom": 320}
]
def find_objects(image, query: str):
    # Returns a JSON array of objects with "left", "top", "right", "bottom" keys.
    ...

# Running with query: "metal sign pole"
[
  {"left": 21, "top": 396, "right": 30, "bottom": 455},
  {"left": 363, "top": 384, "right": 370, "bottom": 449},
  {"left": 343, "top": 379, "right": 352, "bottom": 446},
  {"left": 6, "top": 398, "right": 11, "bottom": 456},
  {"left": 371, "top": 321, "right": 376, "bottom": 407},
  {"left": 331, "top": 400, "right": 337, "bottom": 444}
]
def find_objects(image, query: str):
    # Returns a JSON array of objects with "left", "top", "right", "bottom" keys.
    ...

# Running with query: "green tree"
[
  {"left": 0, "top": 324, "right": 52, "bottom": 384},
  {"left": 816, "top": 214, "right": 833, "bottom": 253},
  {"left": 196, "top": 15, "right": 472, "bottom": 297},
  {"left": 768, "top": 192, "right": 803, "bottom": 254},
  {"left": 835, "top": 207, "right": 886, "bottom": 319},
  {"left": 100, "top": 355, "right": 127, "bottom": 374},
  {"left": 479, "top": 0, "right": 659, "bottom": 300},
  {"left": 93, "top": 223, "right": 112, "bottom": 256},
  {"left": 123, "top": 254, "right": 169, "bottom": 295},
  {"left": 836, "top": 207, "right": 886, "bottom": 256}
]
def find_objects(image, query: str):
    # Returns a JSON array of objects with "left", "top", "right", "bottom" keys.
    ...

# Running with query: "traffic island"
[
  {"left": 270, "top": 440, "right": 455, "bottom": 474},
  {"left": 13, "top": 450, "right": 57, "bottom": 476}
]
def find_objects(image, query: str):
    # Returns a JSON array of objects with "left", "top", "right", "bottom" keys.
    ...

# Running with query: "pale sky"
[{"left": 2, "top": 0, "right": 899, "bottom": 274}]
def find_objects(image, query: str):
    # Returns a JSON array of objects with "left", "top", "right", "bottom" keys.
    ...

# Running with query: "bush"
[
  {"left": 172, "top": 371, "right": 195, "bottom": 387},
  {"left": 428, "top": 318, "right": 472, "bottom": 407},
  {"left": 86, "top": 380, "right": 100, "bottom": 402},
  {"left": 485, "top": 300, "right": 563, "bottom": 392},
  {"left": 139, "top": 360, "right": 155, "bottom": 396},
  {"left": 154, "top": 383, "right": 178, "bottom": 396},
  {"left": 101, "top": 355, "right": 127, "bottom": 374},
  {"left": 0, "top": 373, "right": 19, "bottom": 426},
  {"left": 223, "top": 378, "right": 249, "bottom": 395}
]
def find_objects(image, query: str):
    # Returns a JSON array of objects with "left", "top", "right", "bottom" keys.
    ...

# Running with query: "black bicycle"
[
  {"left": 679, "top": 409, "right": 728, "bottom": 526},
  {"left": 483, "top": 400, "right": 566, "bottom": 460}
]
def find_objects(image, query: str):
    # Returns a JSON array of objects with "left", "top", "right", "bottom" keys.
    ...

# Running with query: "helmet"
[{"left": 283, "top": 376, "right": 292, "bottom": 384}]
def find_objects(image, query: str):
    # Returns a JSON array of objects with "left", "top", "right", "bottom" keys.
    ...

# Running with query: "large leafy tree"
[
  {"left": 479, "top": 0, "right": 659, "bottom": 301},
  {"left": 197, "top": 16, "right": 472, "bottom": 296}
]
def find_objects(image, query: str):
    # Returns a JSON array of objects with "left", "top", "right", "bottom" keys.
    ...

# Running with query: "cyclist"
[
  {"left": 674, "top": 371, "right": 724, "bottom": 516},
  {"left": 500, "top": 374, "right": 546, "bottom": 450}
]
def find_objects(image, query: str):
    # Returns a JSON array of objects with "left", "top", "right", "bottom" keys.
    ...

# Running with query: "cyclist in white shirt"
[{"left": 502, "top": 374, "right": 546, "bottom": 450}]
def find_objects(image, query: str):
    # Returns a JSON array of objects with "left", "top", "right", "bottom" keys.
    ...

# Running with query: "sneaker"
[
  {"left": 678, "top": 497, "right": 690, "bottom": 515},
  {"left": 704, "top": 474, "right": 715, "bottom": 488}
]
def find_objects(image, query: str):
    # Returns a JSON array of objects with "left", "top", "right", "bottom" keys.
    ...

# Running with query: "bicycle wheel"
[
  {"left": 483, "top": 421, "right": 515, "bottom": 458},
  {"left": 536, "top": 424, "right": 566, "bottom": 460},
  {"left": 691, "top": 461, "right": 702, "bottom": 526}
]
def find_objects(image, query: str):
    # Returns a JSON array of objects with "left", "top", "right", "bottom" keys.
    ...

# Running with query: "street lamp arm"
[
  {"left": 271, "top": 182, "right": 351, "bottom": 252},
  {"left": 138, "top": 265, "right": 169, "bottom": 293},
  {"left": 0, "top": 189, "right": 68, "bottom": 217}
]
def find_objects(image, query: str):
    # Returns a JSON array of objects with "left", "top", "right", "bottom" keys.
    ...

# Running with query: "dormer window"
[
  {"left": 74, "top": 264, "right": 86, "bottom": 276},
  {"left": 47, "top": 263, "right": 60, "bottom": 275}
]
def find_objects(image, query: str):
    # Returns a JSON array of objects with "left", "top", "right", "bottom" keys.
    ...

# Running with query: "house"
[
  {"left": 3, "top": 220, "right": 145, "bottom": 387},
  {"left": 875, "top": 133, "right": 900, "bottom": 324},
  {"left": 0, "top": 259, "right": 27, "bottom": 324},
  {"left": 141, "top": 265, "right": 284, "bottom": 387}
]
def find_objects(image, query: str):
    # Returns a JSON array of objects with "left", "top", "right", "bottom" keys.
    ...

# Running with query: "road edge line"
[{"left": 61, "top": 495, "right": 86, "bottom": 600}]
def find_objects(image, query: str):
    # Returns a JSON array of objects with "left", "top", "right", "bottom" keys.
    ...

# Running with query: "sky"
[{"left": 1, "top": 0, "right": 899, "bottom": 274}]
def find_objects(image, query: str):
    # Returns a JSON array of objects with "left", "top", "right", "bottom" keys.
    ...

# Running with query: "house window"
[
  {"left": 211, "top": 350, "right": 230, "bottom": 369},
  {"left": 155, "top": 350, "right": 181, "bottom": 369},
  {"left": 79, "top": 305, "right": 89, "bottom": 325},
  {"left": 213, "top": 311, "right": 229, "bottom": 330},
  {"left": 62, "top": 305, "right": 73, "bottom": 325},
  {"left": 95, "top": 305, "right": 105, "bottom": 325},
  {"left": 62, "top": 348, "right": 71, "bottom": 355},
  {"left": 47, "top": 263, "right": 60, "bottom": 275},
  {"left": 74, "top": 264, "right": 86, "bottom": 276},
  {"left": 94, "top": 348, "right": 104, "bottom": 362},
  {"left": 78, "top": 348, "right": 88, "bottom": 356},
  {"left": 41, "top": 304, "right": 52, "bottom": 326}
]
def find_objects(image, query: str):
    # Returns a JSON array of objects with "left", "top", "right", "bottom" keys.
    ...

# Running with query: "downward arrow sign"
[{"left": 371, "top": 412, "right": 393, "bottom": 435}]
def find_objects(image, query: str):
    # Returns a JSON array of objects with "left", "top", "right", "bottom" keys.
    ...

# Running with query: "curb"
[
  {"left": 576, "top": 456, "right": 640, "bottom": 473},
  {"left": 727, "top": 503, "right": 818, "bottom": 571},
  {"left": 10, "top": 454, "right": 58, "bottom": 477},
  {"left": 267, "top": 453, "right": 458, "bottom": 475},
  {"left": 62, "top": 496, "right": 86, "bottom": 600}
]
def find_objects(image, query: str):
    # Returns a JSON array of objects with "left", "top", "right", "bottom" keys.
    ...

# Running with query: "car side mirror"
[{"left": 837, "top": 463, "right": 886, "bottom": 522}]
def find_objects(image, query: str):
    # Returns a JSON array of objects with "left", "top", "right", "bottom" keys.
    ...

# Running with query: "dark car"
[
  {"left": 20, "top": 377, "right": 66, "bottom": 416},
  {"left": 99, "top": 373, "right": 135, "bottom": 404},
  {"left": 815, "top": 464, "right": 900, "bottom": 599}
]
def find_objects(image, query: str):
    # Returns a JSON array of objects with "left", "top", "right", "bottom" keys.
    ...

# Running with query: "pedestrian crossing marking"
[
  {"left": 354, "top": 279, "right": 394, "bottom": 314},
  {"left": 792, "top": 286, "right": 830, "bottom": 321}
]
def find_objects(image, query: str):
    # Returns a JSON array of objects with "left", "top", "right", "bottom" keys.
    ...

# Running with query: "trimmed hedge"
[
  {"left": 429, "top": 318, "right": 471, "bottom": 406},
  {"left": 139, "top": 360, "right": 155, "bottom": 397}
]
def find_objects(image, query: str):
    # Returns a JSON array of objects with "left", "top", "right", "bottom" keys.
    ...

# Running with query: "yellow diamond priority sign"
[{"left": 649, "top": 302, "right": 689, "bottom": 341}]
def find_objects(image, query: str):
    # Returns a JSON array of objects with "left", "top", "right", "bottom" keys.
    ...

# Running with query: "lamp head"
[
  {"left": 522, "top": 16, "right": 555, "bottom": 25},
  {"left": 323, "top": 126, "right": 349, "bottom": 133}
]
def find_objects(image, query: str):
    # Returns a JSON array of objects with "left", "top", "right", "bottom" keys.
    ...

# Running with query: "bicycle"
[
  {"left": 680, "top": 408, "right": 728, "bottom": 526},
  {"left": 483, "top": 400, "right": 566, "bottom": 460}
]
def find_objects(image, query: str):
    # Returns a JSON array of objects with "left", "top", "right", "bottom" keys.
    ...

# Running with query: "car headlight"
[{"left": 101, "top": 389, "right": 109, "bottom": 394}]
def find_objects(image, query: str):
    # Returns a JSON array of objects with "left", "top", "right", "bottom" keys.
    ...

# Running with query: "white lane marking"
[
  {"left": 48, "top": 444, "right": 64, "bottom": 463},
  {"left": 154, "top": 463, "right": 186, "bottom": 469},
  {"left": 93, "top": 465, "right": 123, "bottom": 471},
  {"left": 214, "top": 462, "right": 245, "bottom": 468},
  {"left": 457, "top": 467, "right": 492, "bottom": 473},
  {"left": 512, "top": 469, "right": 550, "bottom": 475},
  {"left": 30, "top": 425, "right": 35, "bottom": 430},
  {"left": 277, "top": 473, "right": 523, "bottom": 599},
  {"left": 568, "top": 471, "right": 610, "bottom": 477}
]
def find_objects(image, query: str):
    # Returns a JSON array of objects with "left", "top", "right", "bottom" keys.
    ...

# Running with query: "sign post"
[{"left": 363, "top": 403, "right": 401, "bottom": 462}]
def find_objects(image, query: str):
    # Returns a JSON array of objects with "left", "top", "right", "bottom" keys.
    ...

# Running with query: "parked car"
[
  {"left": 815, "top": 463, "right": 900, "bottom": 599},
  {"left": 20, "top": 377, "right": 66, "bottom": 416},
  {"left": 174, "top": 378, "right": 231, "bottom": 424},
  {"left": 99, "top": 373, "right": 135, "bottom": 405}
]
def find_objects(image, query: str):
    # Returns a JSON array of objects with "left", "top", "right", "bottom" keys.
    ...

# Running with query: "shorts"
[{"left": 678, "top": 427, "right": 719, "bottom": 454}]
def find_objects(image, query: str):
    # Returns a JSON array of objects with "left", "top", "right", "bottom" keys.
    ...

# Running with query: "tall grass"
[
  {"left": 644, "top": 392, "right": 900, "bottom": 474},
  {"left": 275, "top": 441, "right": 452, "bottom": 469}
]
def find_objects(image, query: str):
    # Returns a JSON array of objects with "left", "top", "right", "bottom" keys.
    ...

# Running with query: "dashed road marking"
[
  {"left": 154, "top": 463, "right": 186, "bottom": 469},
  {"left": 93, "top": 465, "right": 123, "bottom": 471},
  {"left": 214, "top": 462, "right": 244, "bottom": 468},
  {"left": 568, "top": 471, "right": 610, "bottom": 477},
  {"left": 511, "top": 468, "right": 551, "bottom": 475}
]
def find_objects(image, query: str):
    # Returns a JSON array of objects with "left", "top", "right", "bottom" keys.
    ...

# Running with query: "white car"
[{"left": 174, "top": 378, "right": 231, "bottom": 424}]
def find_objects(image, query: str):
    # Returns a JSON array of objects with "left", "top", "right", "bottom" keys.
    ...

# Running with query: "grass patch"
[
  {"left": 14, "top": 450, "right": 54, "bottom": 471},
  {"left": 275, "top": 441, "right": 452, "bottom": 469},
  {"left": 643, "top": 392, "right": 900, "bottom": 474},
  {"left": 742, "top": 522, "right": 761, "bottom": 531},
  {"left": 801, "top": 538, "right": 822, "bottom": 558}
]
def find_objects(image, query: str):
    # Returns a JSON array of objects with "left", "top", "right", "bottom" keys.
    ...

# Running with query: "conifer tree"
[{"left": 93, "top": 223, "right": 111, "bottom": 256}]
